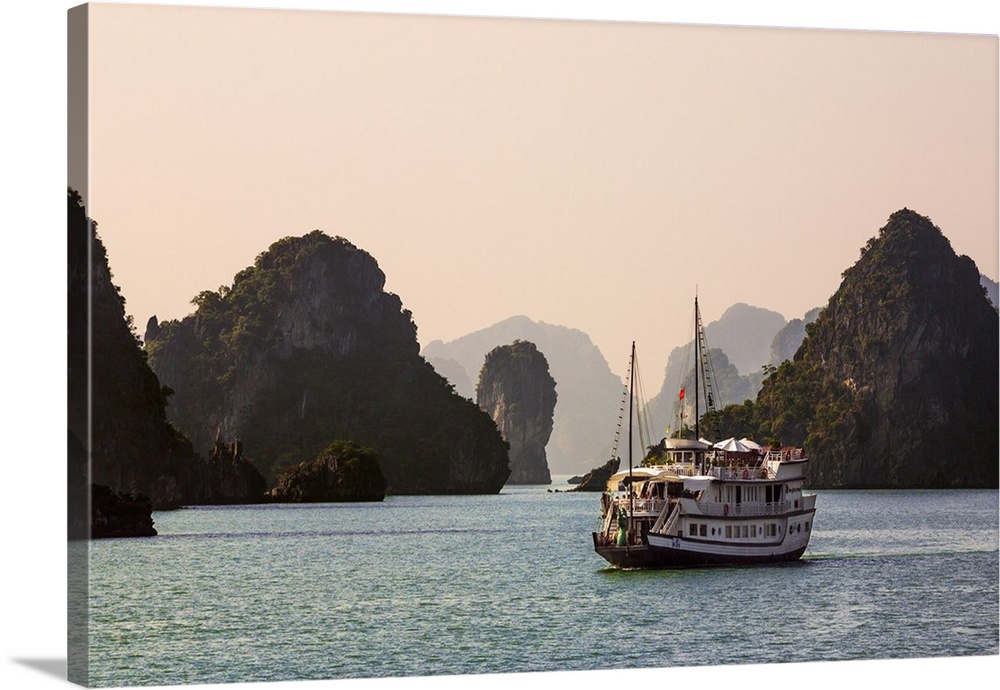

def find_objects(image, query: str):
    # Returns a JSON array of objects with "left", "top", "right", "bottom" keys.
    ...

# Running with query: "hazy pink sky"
[
  {"left": 0, "top": 3, "right": 997, "bottom": 690},
  {"left": 79, "top": 2, "right": 998, "bottom": 378}
]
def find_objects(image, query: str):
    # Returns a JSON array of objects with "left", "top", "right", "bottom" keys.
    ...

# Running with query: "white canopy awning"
[
  {"left": 606, "top": 467, "right": 661, "bottom": 490},
  {"left": 605, "top": 467, "right": 682, "bottom": 491},
  {"left": 682, "top": 475, "right": 715, "bottom": 493},
  {"left": 714, "top": 437, "right": 754, "bottom": 452},
  {"left": 662, "top": 437, "right": 713, "bottom": 451}
]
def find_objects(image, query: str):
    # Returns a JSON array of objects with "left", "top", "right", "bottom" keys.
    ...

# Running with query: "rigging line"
[
  {"left": 634, "top": 350, "right": 656, "bottom": 458},
  {"left": 695, "top": 303, "right": 719, "bottom": 428},
  {"left": 707, "top": 349, "right": 723, "bottom": 408},
  {"left": 608, "top": 349, "right": 632, "bottom": 465},
  {"left": 699, "top": 317, "right": 724, "bottom": 440},
  {"left": 632, "top": 349, "right": 643, "bottom": 453},
  {"left": 633, "top": 349, "right": 651, "bottom": 459}
]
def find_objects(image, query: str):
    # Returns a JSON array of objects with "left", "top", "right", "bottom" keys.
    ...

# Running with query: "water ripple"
[{"left": 87, "top": 488, "right": 998, "bottom": 687}]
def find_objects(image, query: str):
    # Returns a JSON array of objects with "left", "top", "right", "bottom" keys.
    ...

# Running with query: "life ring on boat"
[
  {"left": 742, "top": 468, "right": 749, "bottom": 479},
  {"left": 723, "top": 503, "right": 730, "bottom": 516}
]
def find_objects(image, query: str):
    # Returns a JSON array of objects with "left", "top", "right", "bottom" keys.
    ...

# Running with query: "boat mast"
[
  {"left": 627, "top": 340, "right": 635, "bottom": 541},
  {"left": 694, "top": 296, "right": 707, "bottom": 475},
  {"left": 694, "top": 296, "right": 700, "bottom": 444}
]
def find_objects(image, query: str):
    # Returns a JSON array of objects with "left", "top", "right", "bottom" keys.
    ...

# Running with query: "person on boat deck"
[{"left": 616, "top": 508, "right": 628, "bottom": 546}]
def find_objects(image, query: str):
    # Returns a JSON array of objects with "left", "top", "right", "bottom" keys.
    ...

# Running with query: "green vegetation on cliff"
[
  {"left": 68, "top": 190, "right": 266, "bottom": 513},
  {"left": 270, "top": 441, "right": 387, "bottom": 502},
  {"left": 701, "top": 209, "right": 998, "bottom": 488},
  {"left": 146, "top": 231, "right": 510, "bottom": 494}
]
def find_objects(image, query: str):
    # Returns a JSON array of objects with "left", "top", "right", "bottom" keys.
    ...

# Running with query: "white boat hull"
[{"left": 593, "top": 507, "right": 816, "bottom": 569}]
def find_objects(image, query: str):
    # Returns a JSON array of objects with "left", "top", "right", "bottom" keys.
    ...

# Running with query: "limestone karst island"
[{"left": 68, "top": 189, "right": 998, "bottom": 538}]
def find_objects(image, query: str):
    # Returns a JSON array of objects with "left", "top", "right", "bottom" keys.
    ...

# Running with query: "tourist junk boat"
[{"left": 592, "top": 298, "right": 817, "bottom": 569}]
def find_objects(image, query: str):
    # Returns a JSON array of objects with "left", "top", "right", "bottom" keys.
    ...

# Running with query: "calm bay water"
[{"left": 87, "top": 483, "right": 999, "bottom": 687}]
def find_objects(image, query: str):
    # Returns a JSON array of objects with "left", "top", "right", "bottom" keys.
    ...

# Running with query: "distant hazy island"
[
  {"left": 69, "top": 189, "right": 998, "bottom": 537},
  {"left": 476, "top": 340, "right": 558, "bottom": 484},
  {"left": 423, "top": 315, "right": 623, "bottom": 475}
]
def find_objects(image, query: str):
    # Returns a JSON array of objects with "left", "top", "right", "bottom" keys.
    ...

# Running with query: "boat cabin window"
[{"left": 735, "top": 486, "right": 742, "bottom": 504}]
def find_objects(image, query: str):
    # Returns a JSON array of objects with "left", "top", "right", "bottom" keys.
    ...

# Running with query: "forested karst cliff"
[
  {"left": 476, "top": 341, "right": 557, "bottom": 484},
  {"left": 706, "top": 209, "right": 998, "bottom": 488},
  {"left": 146, "top": 231, "right": 510, "bottom": 494},
  {"left": 68, "top": 190, "right": 265, "bottom": 515}
]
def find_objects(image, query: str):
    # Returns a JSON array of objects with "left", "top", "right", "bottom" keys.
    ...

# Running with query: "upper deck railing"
[
  {"left": 613, "top": 497, "right": 666, "bottom": 516},
  {"left": 695, "top": 500, "right": 791, "bottom": 517},
  {"left": 614, "top": 495, "right": 797, "bottom": 519},
  {"left": 704, "top": 448, "right": 805, "bottom": 481},
  {"left": 707, "top": 465, "right": 769, "bottom": 480},
  {"left": 764, "top": 448, "right": 804, "bottom": 462}
]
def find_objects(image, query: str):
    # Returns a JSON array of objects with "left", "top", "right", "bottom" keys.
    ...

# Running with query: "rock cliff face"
[
  {"left": 67, "top": 190, "right": 265, "bottom": 513},
  {"left": 146, "top": 231, "right": 510, "bottom": 494},
  {"left": 476, "top": 341, "right": 557, "bottom": 484},
  {"left": 755, "top": 209, "right": 998, "bottom": 488},
  {"left": 206, "top": 432, "right": 268, "bottom": 504}
]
